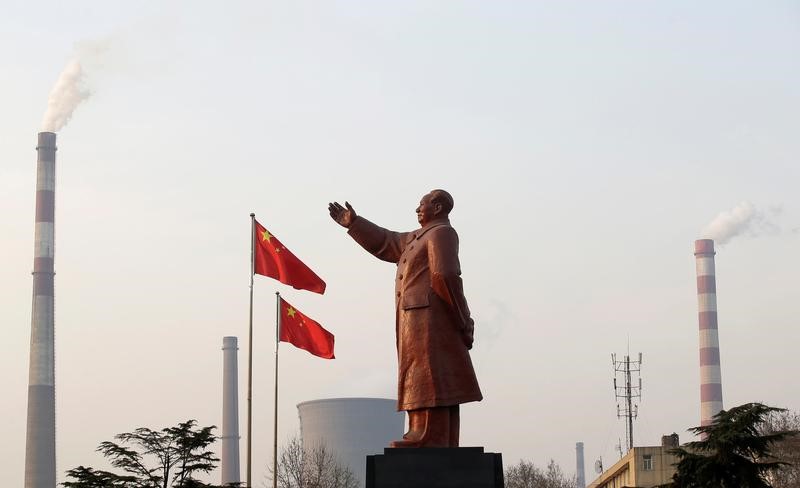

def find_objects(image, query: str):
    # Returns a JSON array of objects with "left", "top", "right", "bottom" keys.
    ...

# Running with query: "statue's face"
[{"left": 416, "top": 193, "right": 439, "bottom": 226}]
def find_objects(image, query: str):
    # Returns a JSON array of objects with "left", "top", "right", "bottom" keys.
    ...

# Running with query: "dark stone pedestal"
[{"left": 366, "top": 447, "right": 504, "bottom": 488}]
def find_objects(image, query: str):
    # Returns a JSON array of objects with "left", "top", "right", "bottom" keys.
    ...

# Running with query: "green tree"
[
  {"left": 668, "top": 403, "right": 798, "bottom": 488},
  {"left": 62, "top": 419, "right": 229, "bottom": 488},
  {"left": 62, "top": 466, "right": 138, "bottom": 488}
]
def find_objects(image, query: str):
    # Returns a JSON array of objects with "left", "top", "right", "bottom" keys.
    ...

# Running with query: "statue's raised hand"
[{"left": 328, "top": 201, "right": 357, "bottom": 228}]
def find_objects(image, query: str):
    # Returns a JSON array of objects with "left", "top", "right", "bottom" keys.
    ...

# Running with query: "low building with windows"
[{"left": 588, "top": 435, "right": 680, "bottom": 488}]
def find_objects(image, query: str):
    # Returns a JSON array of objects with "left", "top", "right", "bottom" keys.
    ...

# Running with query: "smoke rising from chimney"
[
  {"left": 40, "top": 38, "right": 114, "bottom": 132},
  {"left": 701, "top": 201, "right": 780, "bottom": 246},
  {"left": 41, "top": 59, "right": 91, "bottom": 132}
]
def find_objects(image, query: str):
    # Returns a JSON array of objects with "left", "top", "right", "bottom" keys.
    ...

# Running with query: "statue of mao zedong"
[{"left": 328, "top": 189, "right": 482, "bottom": 447}]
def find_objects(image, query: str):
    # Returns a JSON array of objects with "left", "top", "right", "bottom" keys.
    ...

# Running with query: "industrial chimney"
[
  {"left": 221, "top": 337, "right": 241, "bottom": 485},
  {"left": 575, "top": 442, "right": 586, "bottom": 488},
  {"left": 25, "top": 132, "right": 57, "bottom": 488},
  {"left": 694, "top": 239, "right": 723, "bottom": 427}
]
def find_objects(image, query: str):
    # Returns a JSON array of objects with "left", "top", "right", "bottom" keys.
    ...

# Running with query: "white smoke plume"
[
  {"left": 41, "top": 59, "right": 91, "bottom": 132},
  {"left": 701, "top": 201, "right": 781, "bottom": 246},
  {"left": 40, "top": 38, "right": 115, "bottom": 132}
]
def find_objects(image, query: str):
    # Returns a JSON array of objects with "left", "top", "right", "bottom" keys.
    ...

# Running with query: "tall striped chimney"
[
  {"left": 221, "top": 336, "right": 241, "bottom": 485},
  {"left": 25, "top": 132, "right": 57, "bottom": 488},
  {"left": 694, "top": 239, "right": 723, "bottom": 427}
]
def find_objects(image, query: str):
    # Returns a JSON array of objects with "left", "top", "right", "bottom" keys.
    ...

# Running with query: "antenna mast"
[{"left": 612, "top": 352, "right": 642, "bottom": 452}]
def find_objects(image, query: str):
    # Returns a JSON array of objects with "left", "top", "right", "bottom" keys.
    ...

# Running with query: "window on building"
[{"left": 642, "top": 454, "right": 653, "bottom": 471}]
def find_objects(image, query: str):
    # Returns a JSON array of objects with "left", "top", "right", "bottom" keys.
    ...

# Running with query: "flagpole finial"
[
  {"left": 250, "top": 213, "right": 255, "bottom": 217},
  {"left": 276, "top": 291, "right": 280, "bottom": 297}
]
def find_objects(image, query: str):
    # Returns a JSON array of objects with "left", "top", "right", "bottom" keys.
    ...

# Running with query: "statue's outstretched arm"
[{"left": 331, "top": 202, "right": 407, "bottom": 263}]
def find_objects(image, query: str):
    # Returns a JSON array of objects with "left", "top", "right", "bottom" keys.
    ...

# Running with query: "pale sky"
[{"left": 2, "top": 1, "right": 799, "bottom": 486}]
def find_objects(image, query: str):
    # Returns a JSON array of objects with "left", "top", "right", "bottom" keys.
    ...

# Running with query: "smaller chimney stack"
[
  {"left": 221, "top": 336, "right": 241, "bottom": 486},
  {"left": 576, "top": 442, "right": 586, "bottom": 488}
]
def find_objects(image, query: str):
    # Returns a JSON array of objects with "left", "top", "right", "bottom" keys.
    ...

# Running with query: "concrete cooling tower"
[{"left": 297, "top": 398, "right": 403, "bottom": 486}]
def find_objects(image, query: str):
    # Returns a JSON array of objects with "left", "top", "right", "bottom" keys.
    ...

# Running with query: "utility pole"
[{"left": 612, "top": 352, "right": 642, "bottom": 452}]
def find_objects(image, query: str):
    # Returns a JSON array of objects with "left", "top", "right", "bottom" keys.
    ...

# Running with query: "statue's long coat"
[{"left": 347, "top": 216, "right": 483, "bottom": 411}]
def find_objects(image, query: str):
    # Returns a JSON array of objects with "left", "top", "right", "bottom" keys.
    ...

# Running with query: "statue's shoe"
[
  {"left": 401, "top": 430, "right": 423, "bottom": 441},
  {"left": 389, "top": 438, "right": 448, "bottom": 448},
  {"left": 390, "top": 438, "right": 422, "bottom": 448}
]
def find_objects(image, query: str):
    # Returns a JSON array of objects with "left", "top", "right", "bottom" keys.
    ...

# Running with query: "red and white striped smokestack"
[
  {"left": 694, "top": 239, "right": 723, "bottom": 427},
  {"left": 25, "top": 132, "right": 57, "bottom": 488}
]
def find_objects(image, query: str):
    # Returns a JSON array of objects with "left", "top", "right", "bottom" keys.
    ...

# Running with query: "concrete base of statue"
[{"left": 365, "top": 447, "right": 504, "bottom": 488}]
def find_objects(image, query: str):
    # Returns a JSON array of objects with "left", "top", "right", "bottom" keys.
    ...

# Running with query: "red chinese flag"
[
  {"left": 253, "top": 220, "right": 326, "bottom": 294},
  {"left": 279, "top": 297, "right": 335, "bottom": 359}
]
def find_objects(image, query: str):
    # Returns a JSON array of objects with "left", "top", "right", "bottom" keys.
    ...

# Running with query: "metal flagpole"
[
  {"left": 273, "top": 291, "right": 281, "bottom": 488},
  {"left": 247, "top": 213, "right": 255, "bottom": 488}
]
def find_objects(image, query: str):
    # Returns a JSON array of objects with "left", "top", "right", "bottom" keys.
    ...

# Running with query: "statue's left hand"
[{"left": 463, "top": 318, "right": 474, "bottom": 350}]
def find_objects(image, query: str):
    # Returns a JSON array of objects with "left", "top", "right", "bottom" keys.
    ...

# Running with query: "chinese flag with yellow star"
[
  {"left": 279, "top": 297, "right": 335, "bottom": 359},
  {"left": 253, "top": 219, "right": 326, "bottom": 294}
]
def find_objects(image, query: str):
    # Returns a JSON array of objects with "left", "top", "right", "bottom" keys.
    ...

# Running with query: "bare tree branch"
[{"left": 266, "top": 435, "right": 359, "bottom": 488}]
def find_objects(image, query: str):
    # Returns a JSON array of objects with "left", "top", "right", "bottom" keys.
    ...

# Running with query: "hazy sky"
[{"left": 2, "top": 1, "right": 798, "bottom": 485}]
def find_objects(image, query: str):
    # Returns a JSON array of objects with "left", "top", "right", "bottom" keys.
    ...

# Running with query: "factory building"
[{"left": 588, "top": 435, "right": 680, "bottom": 488}]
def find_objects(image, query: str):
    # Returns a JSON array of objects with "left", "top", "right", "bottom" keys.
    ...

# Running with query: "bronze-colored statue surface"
[{"left": 329, "top": 190, "right": 482, "bottom": 448}]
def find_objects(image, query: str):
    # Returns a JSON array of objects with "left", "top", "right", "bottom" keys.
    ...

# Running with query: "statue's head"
[{"left": 416, "top": 189, "right": 454, "bottom": 226}]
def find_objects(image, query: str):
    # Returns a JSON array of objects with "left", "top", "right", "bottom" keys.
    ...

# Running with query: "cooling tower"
[
  {"left": 297, "top": 398, "right": 403, "bottom": 486},
  {"left": 25, "top": 132, "right": 57, "bottom": 488},
  {"left": 221, "top": 337, "right": 241, "bottom": 485},
  {"left": 576, "top": 442, "right": 586, "bottom": 488},
  {"left": 694, "top": 239, "right": 723, "bottom": 427}
]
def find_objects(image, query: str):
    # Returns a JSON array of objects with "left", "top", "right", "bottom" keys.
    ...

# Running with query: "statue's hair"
[{"left": 430, "top": 189, "right": 454, "bottom": 215}]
